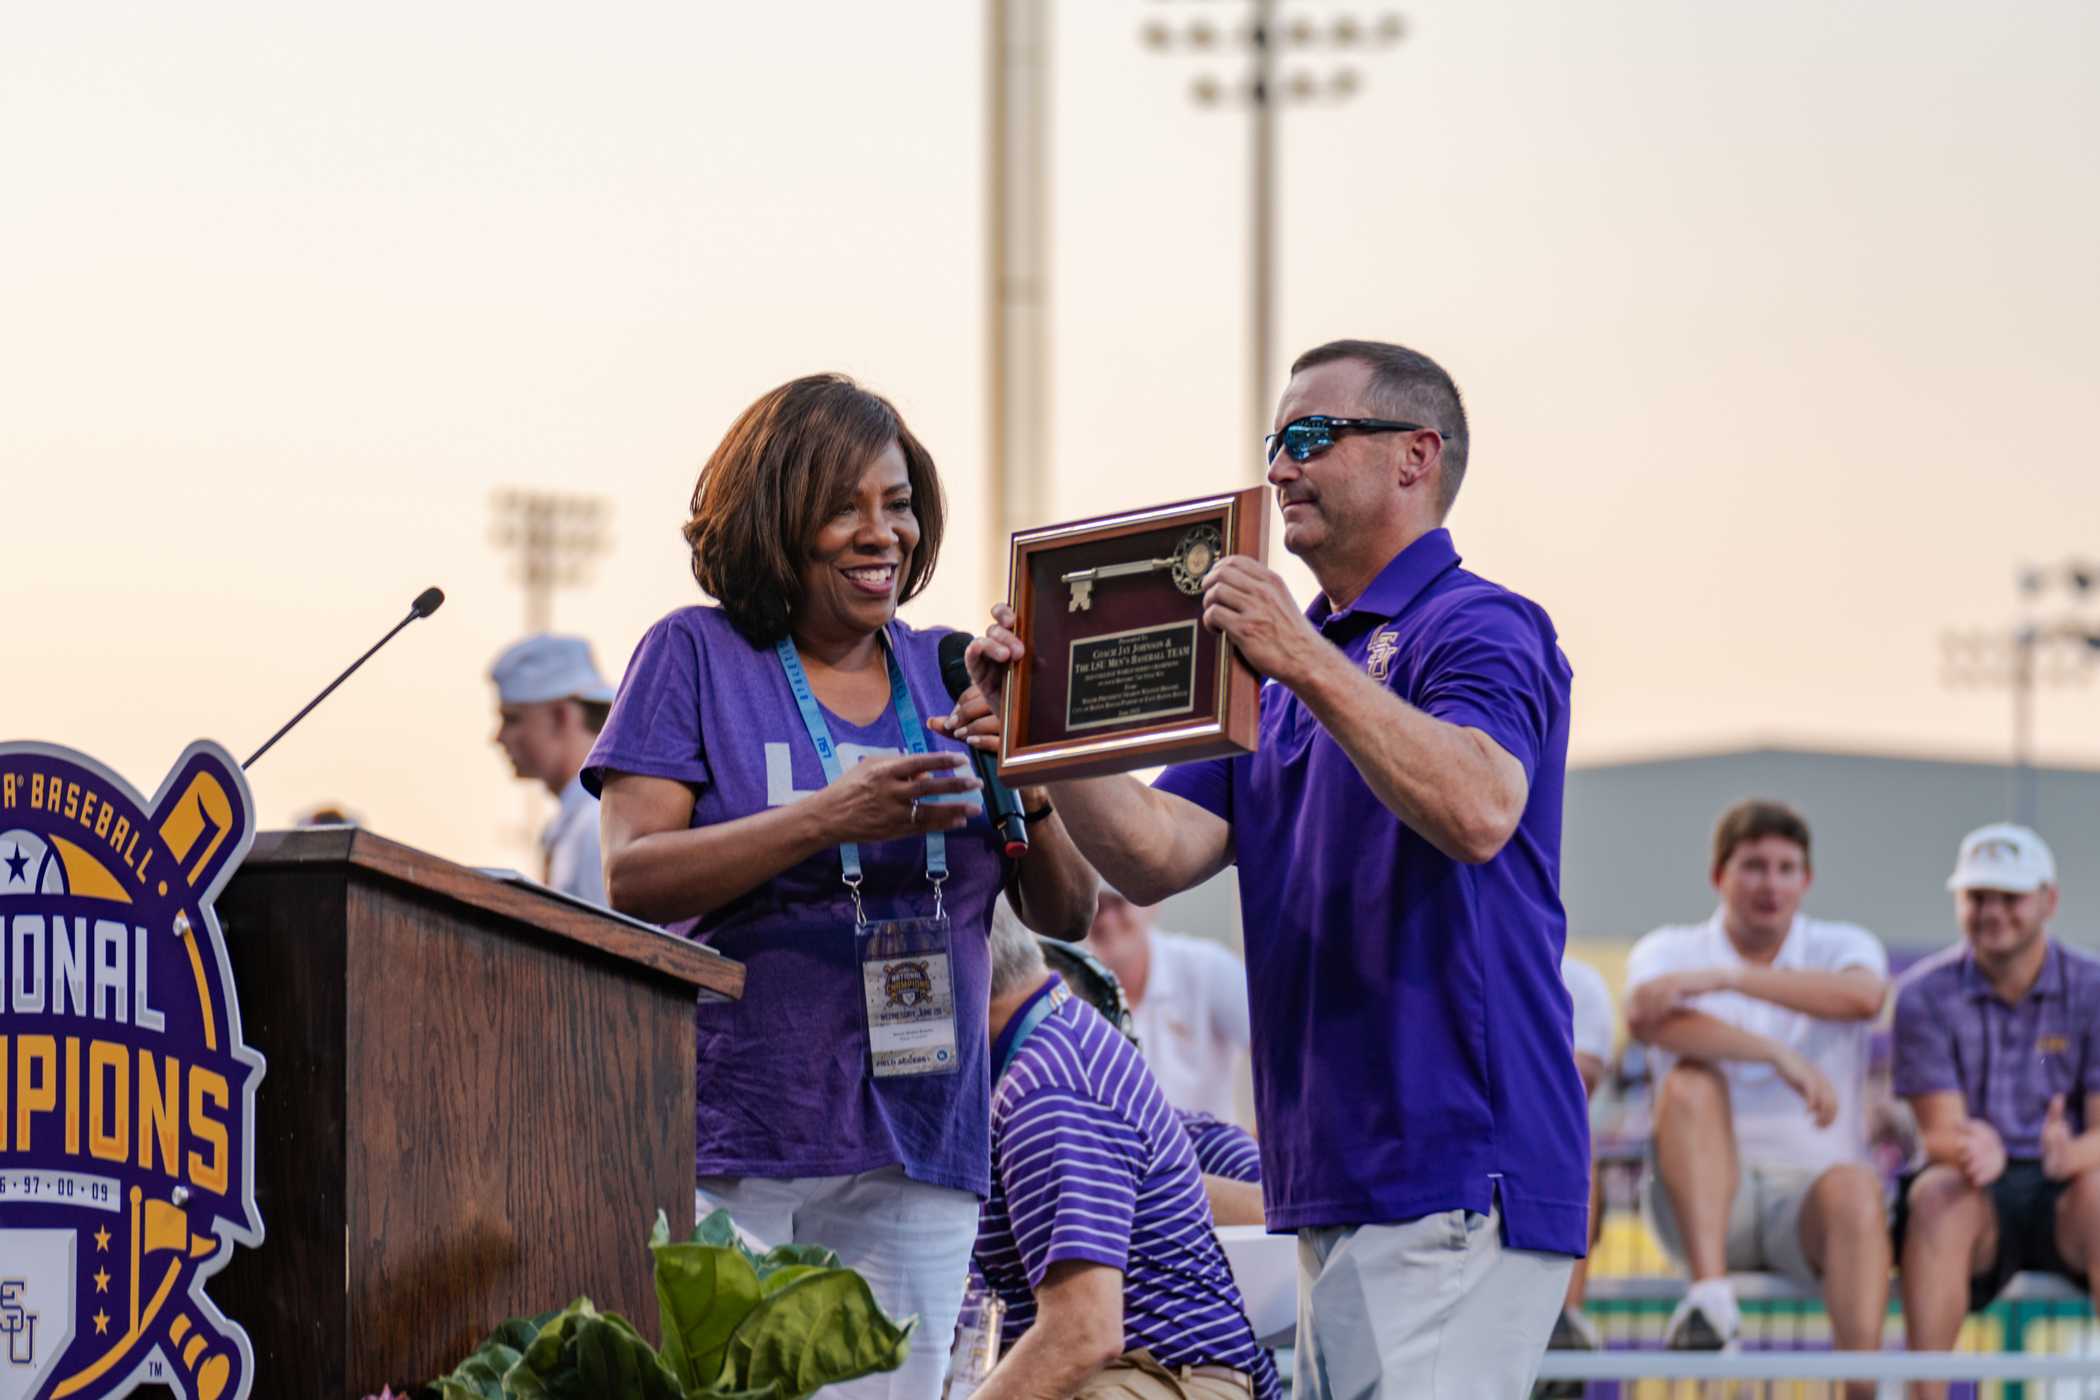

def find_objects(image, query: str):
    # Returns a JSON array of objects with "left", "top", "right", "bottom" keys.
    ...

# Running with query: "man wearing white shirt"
[
  {"left": 489, "top": 633, "right": 617, "bottom": 905},
  {"left": 1546, "top": 953, "right": 1616, "bottom": 1372},
  {"left": 1084, "top": 889, "right": 1252, "bottom": 1125},
  {"left": 1625, "top": 799, "right": 1889, "bottom": 1389}
]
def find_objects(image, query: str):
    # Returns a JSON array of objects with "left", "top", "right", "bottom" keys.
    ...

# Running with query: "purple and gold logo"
[
  {"left": 883, "top": 959, "right": 934, "bottom": 1010},
  {"left": 0, "top": 742, "right": 263, "bottom": 1400},
  {"left": 1365, "top": 629, "right": 1400, "bottom": 682}
]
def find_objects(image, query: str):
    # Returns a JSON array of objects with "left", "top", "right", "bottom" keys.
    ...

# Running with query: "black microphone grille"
[
  {"left": 936, "top": 630, "right": 973, "bottom": 700},
  {"left": 411, "top": 586, "right": 446, "bottom": 619}
]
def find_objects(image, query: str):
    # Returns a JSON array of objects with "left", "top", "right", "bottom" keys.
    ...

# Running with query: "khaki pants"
[
  {"left": 1294, "top": 1199, "right": 1572, "bottom": 1399},
  {"left": 1075, "top": 1350, "right": 1254, "bottom": 1398}
]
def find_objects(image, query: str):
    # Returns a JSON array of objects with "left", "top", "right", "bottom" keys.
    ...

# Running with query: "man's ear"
[{"left": 1395, "top": 429, "right": 1443, "bottom": 491}]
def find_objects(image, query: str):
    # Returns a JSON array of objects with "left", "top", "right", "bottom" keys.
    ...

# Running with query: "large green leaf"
[
  {"left": 721, "top": 1270, "right": 916, "bottom": 1400},
  {"left": 504, "top": 1298, "right": 684, "bottom": 1400},
  {"left": 651, "top": 1236, "right": 764, "bottom": 1390},
  {"left": 433, "top": 1353, "right": 511, "bottom": 1400},
  {"left": 754, "top": 1265, "right": 825, "bottom": 1297},
  {"left": 427, "top": 1312, "right": 556, "bottom": 1400}
]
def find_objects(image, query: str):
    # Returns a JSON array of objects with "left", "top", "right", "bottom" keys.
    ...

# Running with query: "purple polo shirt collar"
[
  {"left": 1305, "top": 527, "right": 1463, "bottom": 630},
  {"left": 1958, "top": 940, "right": 2067, "bottom": 1004}
]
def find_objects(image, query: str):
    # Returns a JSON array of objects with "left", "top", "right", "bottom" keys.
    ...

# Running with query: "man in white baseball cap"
[
  {"left": 1893, "top": 823, "right": 2100, "bottom": 1393},
  {"left": 489, "top": 634, "right": 617, "bottom": 904}
]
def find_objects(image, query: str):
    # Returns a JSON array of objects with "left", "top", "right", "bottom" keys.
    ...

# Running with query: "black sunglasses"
[{"left": 1265, "top": 415, "right": 1441, "bottom": 464}]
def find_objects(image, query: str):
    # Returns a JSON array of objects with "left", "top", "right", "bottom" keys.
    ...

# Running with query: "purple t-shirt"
[
  {"left": 583, "top": 606, "right": 1009, "bottom": 1196},
  {"left": 1893, "top": 940, "right": 2100, "bottom": 1158},
  {"left": 976, "top": 977, "right": 1280, "bottom": 1398},
  {"left": 1154, "top": 528, "right": 1589, "bottom": 1254}
]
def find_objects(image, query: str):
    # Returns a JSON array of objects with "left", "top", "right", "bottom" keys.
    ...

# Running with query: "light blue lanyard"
[
  {"left": 998, "top": 982, "right": 1069, "bottom": 1081},
  {"left": 775, "top": 633, "right": 948, "bottom": 920}
]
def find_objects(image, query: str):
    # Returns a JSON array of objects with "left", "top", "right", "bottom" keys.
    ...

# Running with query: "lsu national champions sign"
[{"left": 0, "top": 742, "right": 263, "bottom": 1400}]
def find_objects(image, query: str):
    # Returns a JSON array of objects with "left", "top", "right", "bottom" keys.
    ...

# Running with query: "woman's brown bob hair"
[{"left": 684, "top": 374, "right": 946, "bottom": 646}]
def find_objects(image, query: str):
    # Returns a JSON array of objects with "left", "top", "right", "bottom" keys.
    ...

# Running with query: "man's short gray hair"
[
  {"left": 988, "top": 899, "right": 1048, "bottom": 999},
  {"left": 1290, "top": 339, "right": 1471, "bottom": 517}
]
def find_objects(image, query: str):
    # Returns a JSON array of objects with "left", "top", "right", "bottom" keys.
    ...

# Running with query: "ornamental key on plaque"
[{"left": 1061, "top": 524, "right": 1223, "bottom": 612}]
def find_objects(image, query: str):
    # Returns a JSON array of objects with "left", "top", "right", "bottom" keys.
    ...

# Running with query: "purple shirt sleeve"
[
  {"left": 1892, "top": 977, "right": 1960, "bottom": 1099},
  {"left": 1154, "top": 754, "right": 1235, "bottom": 823},
  {"left": 581, "top": 615, "right": 712, "bottom": 797},
  {"left": 996, "top": 1088, "right": 1141, "bottom": 1284},
  {"left": 1413, "top": 595, "right": 1562, "bottom": 782}
]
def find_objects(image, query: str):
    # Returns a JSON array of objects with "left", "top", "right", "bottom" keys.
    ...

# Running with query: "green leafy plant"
[{"left": 396, "top": 1212, "right": 916, "bottom": 1400}]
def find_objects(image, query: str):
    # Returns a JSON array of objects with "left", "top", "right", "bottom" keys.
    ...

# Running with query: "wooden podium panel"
[{"left": 194, "top": 826, "right": 741, "bottom": 1397}]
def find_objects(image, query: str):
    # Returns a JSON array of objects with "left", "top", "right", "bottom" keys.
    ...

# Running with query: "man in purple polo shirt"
[
  {"left": 972, "top": 907, "right": 1279, "bottom": 1399},
  {"left": 1894, "top": 824, "right": 2100, "bottom": 1393},
  {"left": 958, "top": 339, "right": 1587, "bottom": 1395}
]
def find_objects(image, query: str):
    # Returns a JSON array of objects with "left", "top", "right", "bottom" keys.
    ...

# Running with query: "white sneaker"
[{"left": 1663, "top": 1283, "right": 1740, "bottom": 1351}]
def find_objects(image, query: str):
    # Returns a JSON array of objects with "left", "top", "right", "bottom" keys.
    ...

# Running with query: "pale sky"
[{"left": 5, "top": 1, "right": 2097, "bottom": 873}]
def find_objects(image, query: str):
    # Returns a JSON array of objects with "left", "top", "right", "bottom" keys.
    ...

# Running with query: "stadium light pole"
[
  {"left": 1940, "top": 558, "right": 2100, "bottom": 824},
  {"left": 489, "top": 489, "right": 611, "bottom": 633},
  {"left": 1140, "top": 3, "right": 1409, "bottom": 476}
]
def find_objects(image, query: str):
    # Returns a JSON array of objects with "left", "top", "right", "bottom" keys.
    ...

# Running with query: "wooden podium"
[{"left": 200, "top": 826, "right": 743, "bottom": 1396}]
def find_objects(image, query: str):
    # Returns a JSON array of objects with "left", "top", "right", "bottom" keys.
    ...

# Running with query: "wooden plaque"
[{"left": 998, "top": 486, "right": 1267, "bottom": 783}]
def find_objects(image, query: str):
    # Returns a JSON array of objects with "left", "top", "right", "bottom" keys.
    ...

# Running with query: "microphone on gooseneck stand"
[
  {"left": 936, "top": 631, "right": 1030, "bottom": 858},
  {"left": 243, "top": 587, "right": 447, "bottom": 770}
]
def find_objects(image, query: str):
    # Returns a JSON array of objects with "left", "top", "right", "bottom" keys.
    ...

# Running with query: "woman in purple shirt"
[{"left": 585, "top": 374, "right": 1096, "bottom": 1400}]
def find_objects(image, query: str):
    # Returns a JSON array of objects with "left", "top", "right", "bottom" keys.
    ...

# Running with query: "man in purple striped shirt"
[
  {"left": 971, "top": 909, "right": 1280, "bottom": 1399},
  {"left": 1893, "top": 823, "right": 2100, "bottom": 1395}
]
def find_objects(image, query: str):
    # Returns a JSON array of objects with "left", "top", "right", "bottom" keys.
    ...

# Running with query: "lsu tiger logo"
[
  {"left": 0, "top": 742, "right": 264, "bottom": 1400},
  {"left": 883, "top": 959, "right": 934, "bottom": 1010}
]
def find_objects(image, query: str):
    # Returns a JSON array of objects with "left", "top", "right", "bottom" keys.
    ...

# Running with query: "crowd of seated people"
[{"left": 1551, "top": 801, "right": 2097, "bottom": 1400}]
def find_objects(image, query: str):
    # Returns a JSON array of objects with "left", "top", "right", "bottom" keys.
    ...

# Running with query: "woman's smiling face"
[{"left": 795, "top": 439, "right": 919, "bottom": 644}]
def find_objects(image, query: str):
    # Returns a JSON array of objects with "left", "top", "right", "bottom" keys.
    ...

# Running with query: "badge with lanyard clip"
[{"left": 777, "top": 634, "right": 962, "bottom": 1079}]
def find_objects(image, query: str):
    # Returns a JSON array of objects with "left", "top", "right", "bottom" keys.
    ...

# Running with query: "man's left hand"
[{"left": 1201, "top": 556, "right": 1324, "bottom": 686}]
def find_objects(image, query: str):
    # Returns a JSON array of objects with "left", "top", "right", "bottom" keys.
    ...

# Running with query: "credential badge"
[{"left": 0, "top": 741, "right": 265, "bottom": 1400}]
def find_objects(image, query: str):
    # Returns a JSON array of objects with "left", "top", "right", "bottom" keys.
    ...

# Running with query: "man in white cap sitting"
[
  {"left": 489, "top": 634, "right": 617, "bottom": 904},
  {"left": 1894, "top": 823, "right": 2100, "bottom": 1393}
]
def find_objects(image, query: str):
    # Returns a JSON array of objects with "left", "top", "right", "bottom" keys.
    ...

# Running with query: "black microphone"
[
  {"left": 937, "top": 631, "right": 1029, "bottom": 858},
  {"left": 244, "top": 587, "right": 447, "bottom": 770}
]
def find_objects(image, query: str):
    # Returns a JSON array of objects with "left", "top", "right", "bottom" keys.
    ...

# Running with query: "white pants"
[
  {"left": 1294, "top": 1200, "right": 1572, "bottom": 1400},
  {"left": 696, "top": 1165, "right": 980, "bottom": 1400}
]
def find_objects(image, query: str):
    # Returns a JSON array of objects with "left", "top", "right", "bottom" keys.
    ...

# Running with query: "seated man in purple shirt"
[
  {"left": 1894, "top": 824, "right": 2100, "bottom": 1395},
  {"left": 952, "top": 339, "right": 1588, "bottom": 1396},
  {"left": 1046, "top": 935, "right": 1268, "bottom": 1227},
  {"left": 971, "top": 907, "right": 1279, "bottom": 1399}
]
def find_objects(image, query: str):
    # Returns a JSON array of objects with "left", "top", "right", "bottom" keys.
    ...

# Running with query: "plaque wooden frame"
[{"left": 998, "top": 485, "right": 1267, "bottom": 783}]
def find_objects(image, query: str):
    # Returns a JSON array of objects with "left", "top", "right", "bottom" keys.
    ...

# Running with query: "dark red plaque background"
[{"left": 1022, "top": 519, "right": 1225, "bottom": 746}]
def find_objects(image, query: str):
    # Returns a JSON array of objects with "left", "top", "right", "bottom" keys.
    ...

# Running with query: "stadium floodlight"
[
  {"left": 489, "top": 489, "right": 611, "bottom": 633},
  {"left": 1940, "top": 557, "right": 2100, "bottom": 824},
  {"left": 1139, "top": 1, "right": 1410, "bottom": 472}
]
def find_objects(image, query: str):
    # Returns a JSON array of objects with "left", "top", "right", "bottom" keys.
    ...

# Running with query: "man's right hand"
[{"left": 1773, "top": 1047, "right": 1839, "bottom": 1129}]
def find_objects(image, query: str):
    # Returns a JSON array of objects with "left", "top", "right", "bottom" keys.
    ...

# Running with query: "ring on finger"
[{"left": 908, "top": 799, "right": 922, "bottom": 824}]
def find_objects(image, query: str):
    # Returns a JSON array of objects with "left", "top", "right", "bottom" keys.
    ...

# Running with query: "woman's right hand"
[{"left": 821, "top": 751, "right": 982, "bottom": 844}]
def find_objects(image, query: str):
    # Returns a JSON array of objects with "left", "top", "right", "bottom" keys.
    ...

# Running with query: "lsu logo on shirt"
[
  {"left": 0, "top": 742, "right": 264, "bottom": 1400},
  {"left": 1365, "top": 629, "right": 1400, "bottom": 682}
]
